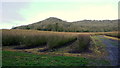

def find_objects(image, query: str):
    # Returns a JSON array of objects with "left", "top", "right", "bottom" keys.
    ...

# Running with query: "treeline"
[{"left": 12, "top": 17, "right": 119, "bottom": 32}]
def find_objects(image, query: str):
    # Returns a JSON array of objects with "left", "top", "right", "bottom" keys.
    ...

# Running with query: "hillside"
[{"left": 12, "top": 17, "right": 118, "bottom": 32}]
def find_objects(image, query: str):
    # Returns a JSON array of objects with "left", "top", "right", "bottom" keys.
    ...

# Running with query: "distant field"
[{"left": 104, "top": 32, "right": 120, "bottom": 38}]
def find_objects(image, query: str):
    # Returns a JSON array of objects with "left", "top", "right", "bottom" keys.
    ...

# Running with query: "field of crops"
[{"left": 2, "top": 29, "right": 91, "bottom": 52}]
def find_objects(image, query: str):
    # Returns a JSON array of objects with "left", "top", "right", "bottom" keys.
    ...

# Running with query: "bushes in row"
[
  {"left": 2, "top": 29, "right": 77, "bottom": 49},
  {"left": 47, "top": 35, "right": 77, "bottom": 49},
  {"left": 68, "top": 34, "right": 91, "bottom": 53},
  {"left": 2, "top": 29, "right": 91, "bottom": 52},
  {"left": 22, "top": 35, "right": 47, "bottom": 48},
  {"left": 77, "top": 34, "right": 91, "bottom": 52}
]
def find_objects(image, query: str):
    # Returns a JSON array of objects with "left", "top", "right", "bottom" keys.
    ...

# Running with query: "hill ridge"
[{"left": 12, "top": 17, "right": 118, "bottom": 32}]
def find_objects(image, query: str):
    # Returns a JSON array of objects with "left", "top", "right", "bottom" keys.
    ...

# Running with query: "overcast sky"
[{"left": 0, "top": 0, "right": 119, "bottom": 29}]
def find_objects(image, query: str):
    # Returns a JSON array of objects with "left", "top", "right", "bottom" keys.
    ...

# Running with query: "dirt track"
[{"left": 98, "top": 35, "right": 119, "bottom": 66}]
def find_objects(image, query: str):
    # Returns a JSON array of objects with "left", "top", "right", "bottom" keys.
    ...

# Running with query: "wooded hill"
[{"left": 12, "top": 17, "right": 118, "bottom": 32}]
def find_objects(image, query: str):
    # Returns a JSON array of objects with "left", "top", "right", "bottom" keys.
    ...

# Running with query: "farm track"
[{"left": 97, "top": 35, "right": 119, "bottom": 66}]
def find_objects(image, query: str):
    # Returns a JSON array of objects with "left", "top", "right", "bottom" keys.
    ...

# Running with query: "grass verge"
[
  {"left": 2, "top": 50, "right": 110, "bottom": 66},
  {"left": 90, "top": 35, "right": 107, "bottom": 57}
]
